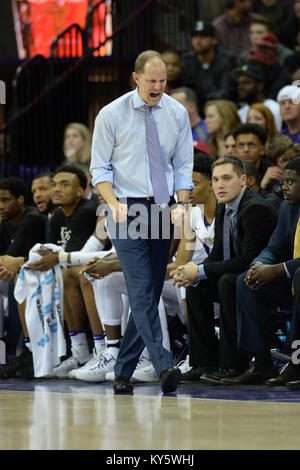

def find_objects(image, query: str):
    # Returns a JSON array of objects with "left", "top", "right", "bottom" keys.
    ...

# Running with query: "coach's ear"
[{"left": 132, "top": 71, "right": 140, "bottom": 87}]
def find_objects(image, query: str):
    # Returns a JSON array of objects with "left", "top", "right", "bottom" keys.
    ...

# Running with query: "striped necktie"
[{"left": 145, "top": 106, "right": 170, "bottom": 205}]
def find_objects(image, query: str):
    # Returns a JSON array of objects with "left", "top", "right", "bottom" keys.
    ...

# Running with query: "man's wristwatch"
[{"left": 177, "top": 201, "right": 189, "bottom": 206}]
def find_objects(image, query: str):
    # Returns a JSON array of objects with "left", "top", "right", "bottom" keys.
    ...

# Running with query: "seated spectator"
[
  {"left": 204, "top": 99, "right": 241, "bottom": 158},
  {"left": 224, "top": 132, "right": 238, "bottom": 157},
  {"left": 165, "top": 151, "right": 216, "bottom": 294},
  {"left": 222, "top": 157, "right": 300, "bottom": 386},
  {"left": 240, "top": 17, "right": 293, "bottom": 66},
  {"left": 181, "top": 20, "right": 236, "bottom": 114},
  {"left": 161, "top": 50, "right": 189, "bottom": 95},
  {"left": 72, "top": 162, "right": 99, "bottom": 204},
  {"left": 0, "top": 177, "right": 47, "bottom": 257},
  {"left": 63, "top": 122, "right": 92, "bottom": 165},
  {"left": 213, "top": 0, "right": 262, "bottom": 64},
  {"left": 171, "top": 87, "right": 210, "bottom": 145},
  {"left": 243, "top": 160, "right": 283, "bottom": 209},
  {"left": 0, "top": 177, "right": 47, "bottom": 365},
  {"left": 0, "top": 169, "right": 74, "bottom": 278},
  {"left": 31, "top": 172, "right": 56, "bottom": 221},
  {"left": 254, "top": 0, "right": 294, "bottom": 37},
  {"left": 38, "top": 165, "right": 105, "bottom": 378},
  {"left": 277, "top": 85, "right": 300, "bottom": 144},
  {"left": 261, "top": 135, "right": 300, "bottom": 200},
  {"left": 47, "top": 165, "right": 98, "bottom": 250},
  {"left": 233, "top": 122, "right": 272, "bottom": 184},
  {"left": 170, "top": 155, "right": 277, "bottom": 383},
  {"left": 246, "top": 103, "right": 277, "bottom": 141},
  {"left": 267, "top": 135, "right": 298, "bottom": 168},
  {"left": 278, "top": 0, "right": 300, "bottom": 52},
  {"left": 0, "top": 172, "right": 57, "bottom": 367},
  {"left": 247, "top": 33, "right": 292, "bottom": 100},
  {"left": 234, "top": 63, "right": 282, "bottom": 130}
]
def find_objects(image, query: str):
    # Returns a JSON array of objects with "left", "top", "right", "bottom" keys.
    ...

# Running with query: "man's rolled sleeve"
[
  {"left": 174, "top": 176, "right": 194, "bottom": 193},
  {"left": 173, "top": 110, "right": 194, "bottom": 192},
  {"left": 90, "top": 108, "right": 116, "bottom": 187},
  {"left": 91, "top": 168, "right": 114, "bottom": 187}
]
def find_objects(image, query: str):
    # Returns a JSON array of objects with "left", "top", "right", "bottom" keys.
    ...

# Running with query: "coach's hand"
[
  {"left": 171, "top": 203, "right": 188, "bottom": 225},
  {"left": 110, "top": 202, "right": 128, "bottom": 223}
]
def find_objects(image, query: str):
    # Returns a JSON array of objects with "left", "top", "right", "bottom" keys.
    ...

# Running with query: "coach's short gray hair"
[{"left": 134, "top": 50, "right": 166, "bottom": 74}]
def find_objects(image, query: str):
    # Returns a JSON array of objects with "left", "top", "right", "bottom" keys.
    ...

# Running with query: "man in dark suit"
[
  {"left": 222, "top": 157, "right": 300, "bottom": 386},
  {"left": 171, "top": 155, "right": 278, "bottom": 383}
]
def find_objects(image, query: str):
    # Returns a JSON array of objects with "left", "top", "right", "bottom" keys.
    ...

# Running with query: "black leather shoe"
[
  {"left": 113, "top": 375, "right": 133, "bottom": 394},
  {"left": 286, "top": 379, "right": 300, "bottom": 390},
  {"left": 265, "top": 363, "right": 300, "bottom": 386},
  {"left": 221, "top": 366, "right": 278, "bottom": 385},
  {"left": 160, "top": 367, "right": 182, "bottom": 394},
  {"left": 202, "top": 368, "right": 244, "bottom": 384}
]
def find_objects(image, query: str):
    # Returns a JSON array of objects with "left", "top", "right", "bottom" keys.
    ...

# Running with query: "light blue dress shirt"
[
  {"left": 195, "top": 192, "right": 244, "bottom": 284},
  {"left": 90, "top": 88, "right": 194, "bottom": 198}
]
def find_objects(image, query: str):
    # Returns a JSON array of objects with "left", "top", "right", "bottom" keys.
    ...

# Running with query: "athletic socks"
[
  {"left": 107, "top": 338, "right": 121, "bottom": 359},
  {"left": 68, "top": 332, "right": 121, "bottom": 360},
  {"left": 93, "top": 333, "right": 106, "bottom": 356},
  {"left": 69, "top": 331, "right": 90, "bottom": 360}
]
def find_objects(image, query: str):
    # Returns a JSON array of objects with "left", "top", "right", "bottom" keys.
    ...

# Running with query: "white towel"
[{"left": 14, "top": 243, "right": 66, "bottom": 377}]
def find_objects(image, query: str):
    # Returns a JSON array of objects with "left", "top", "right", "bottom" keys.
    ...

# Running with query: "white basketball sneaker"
[
  {"left": 68, "top": 348, "right": 101, "bottom": 379},
  {"left": 52, "top": 347, "right": 91, "bottom": 378},
  {"left": 132, "top": 363, "right": 158, "bottom": 383},
  {"left": 75, "top": 348, "right": 117, "bottom": 382},
  {"left": 105, "top": 370, "right": 115, "bottom": 381},
  {"left": 105, "top": 354, "right": 157, "bottom": 383}
]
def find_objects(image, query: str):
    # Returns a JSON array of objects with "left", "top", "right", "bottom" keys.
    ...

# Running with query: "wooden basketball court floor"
[{"left": 0, "top": 377, "right": 300, "bottom": 451}]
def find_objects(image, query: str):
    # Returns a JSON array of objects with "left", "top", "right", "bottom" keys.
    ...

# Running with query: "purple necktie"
[
  {"left": 223, "top": 207, "right": 233, "bottom": 260},
  {"left": 145, "top": 106, "right": 170, "bottom": 205}
]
